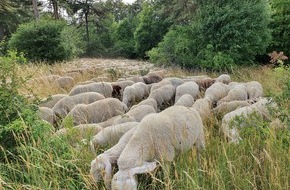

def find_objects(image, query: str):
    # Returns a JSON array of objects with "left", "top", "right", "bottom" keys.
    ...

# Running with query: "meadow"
[{"left": 0, "top": 58, "right": 289, "bottom": 190}]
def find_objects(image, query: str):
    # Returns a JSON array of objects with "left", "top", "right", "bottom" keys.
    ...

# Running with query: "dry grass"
[{"left": 1, "top": 59, "right": 289, "bottom": 190}]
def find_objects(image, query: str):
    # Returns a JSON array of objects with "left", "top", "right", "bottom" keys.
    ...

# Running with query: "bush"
[
  {"left": 149, "top": 0, "right": 272, "bottom": 70},
  {"left": 0, "top": 51, "right": 52, "bottom": 161},
  {"left": 268, "top": 0, "right": 290, "bottom": 63},
  {"left": 8, "top": 19, "right": 84, "bottom": 63}
]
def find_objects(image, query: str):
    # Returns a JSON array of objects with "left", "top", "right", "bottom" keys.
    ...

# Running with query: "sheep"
[
  {"left": 204, "top": 82, "right": 231, "bottom": 107},
  {"left": 122, "top": 82, "right": 150, "bottom": 107},
  {"left": 96, "top": 104, "right": 155, "bottom": 129},
  {"left": 217, "top": 84, "right": 248, "bottom": 105},
  {"left": 148, "top": 84, "right": 176, "bottom": 109},
  {"left": 166, "top": 77, "right": 184, "bottom": 88},
  {"left": 64, "top": 71, "right": 83, "bottom": 81},
  {"left": 130, "top": 98, "right": 158, "bottom": 112},
  {"left": 65, "top": 98, "right": 128, "bottom": 126},
  {"left": 127, "top": 76, "right": 144, "bottom": 83},
  {"left": 52, "top": 92, "right": 105, "bottom": 120},
  {"left": 53, "top": 76, "right": 75, "bottom": 91},
  {"left": 142, "top": 75, "right": 162, "bottom": 84},
  {"left": 193, "top": 78, "right": 216, "bottom": 91},
  {"left": 54, "top": 124, "right": 103, "bottom": 138},
  {"left": 175, "top": 81, "right": 200, "bottom": 103},
  {"left": 91, "top": 122, "right": 139, "bottom": 147},
  {"left": 68, "top": 82, "right": 113, "bottom": 97},
  {"left": 113, "top": 105, "right": 156, "bottom": 125},
  {"left": 110, "top": 106, "right": 205, "bottom": 190},
  {"left": 145, "top": 70, "right": 166, "bottom": 79},
  {"left": 150, "top": 79, "right": 172, "bottom": 92},
  {"left": 221, "top": 98, "right": 277, "bottom": 143},
  {"left": 39, "top": 94, "right": 68, "bottom": 108},
  {"left": 90, "top": 126, "right": 139, "bottom": 189},
  {"left": 174, "top": 94, "right": 195, "bottom": 107},
  {"left": 215, "top": 74, "right": 231, "bottom": 84},
  {"left": 111, "top": 80, "right": 135, "bottom": 99},
  {"left": 38, "top": 107, "right": 56, "bottom": 125},
  {"left": 245, "top": 81, "right": 263, "bottom": 99},
  {"left": 191, "top": 98, "right": 212, "bottom": 121},
  {"left": 213, "top": 100, "right": 251, "bottom": 115}
]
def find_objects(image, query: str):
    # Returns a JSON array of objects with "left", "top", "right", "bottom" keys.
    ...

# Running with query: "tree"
[
  {"left": 134, "top": 2, "right": 171, "bottom": 58},
  {"left": 149, "top": 0, "right": 272, "bottom": 70},
  {"left": 268, "top": 0, "right": 290, "bottom": 58},
  {"left": 32, "top": 0, "right": 39, "bottom": 20}
]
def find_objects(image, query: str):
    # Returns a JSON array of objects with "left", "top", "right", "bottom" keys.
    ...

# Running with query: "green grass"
[{"left": 0, "top": 60, "right": 289, "bottom": 190}]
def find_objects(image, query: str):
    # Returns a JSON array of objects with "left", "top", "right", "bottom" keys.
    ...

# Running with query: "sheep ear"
[{"left": 130, "top": 161, "right": 157, "bottom": 175}]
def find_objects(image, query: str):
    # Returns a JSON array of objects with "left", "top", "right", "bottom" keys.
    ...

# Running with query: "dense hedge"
[{"left": 8, "top": 19, "right": 84, "bottom": 63}]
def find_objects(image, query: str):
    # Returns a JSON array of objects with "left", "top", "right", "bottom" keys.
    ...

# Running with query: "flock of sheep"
[{"left": 37, "top": 65, "right": 277, "bottom": 190}]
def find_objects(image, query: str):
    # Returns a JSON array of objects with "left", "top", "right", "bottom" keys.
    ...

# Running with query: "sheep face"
[
  {"left": 90, "top": 158, "right": 105, "bottom": 182},
  {"left": 111, "top": 170, "right": 137, "bottom": 190},
  {"left": 90, "top": 154, "right": 112, "bottom": 183}
]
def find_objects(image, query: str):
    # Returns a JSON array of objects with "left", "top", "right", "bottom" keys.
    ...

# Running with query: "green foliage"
[
  {"left": 0, "top": 51, "right": 27, "bottom": 126},
  {"left": 268, "top": 0, "right": 290, "bottom": 60},
  {"left": 150, "top": 0, "right": 272, "bottom": 70},
  {"left": 134, "top": 3, "right": 171, "bottom": 58},
  {"left": 148, "top": 25, "right": 195, "bottom": 67},
  {"left": 8, "top": 19, "right": 84, "bottom": 63},
  {"left": 83, "top": 14, "right": 115, "bottom": 57},
  {"left": 111, "top": 16, "right": 137, "bottom": 58},
  {"left": 0, "top": 51, "right": 53, "bottom": 161}
]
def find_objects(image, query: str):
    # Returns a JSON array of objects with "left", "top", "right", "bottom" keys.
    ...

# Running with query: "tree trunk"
[
  {"left": 85, "top": 0, "right": 89, "bottom": 42},
  {"left": 32, "top": 0, "right": 39, "bottom": 21},
  {"left": 52, "top": 0, "right": 59, "bottom": 19}
]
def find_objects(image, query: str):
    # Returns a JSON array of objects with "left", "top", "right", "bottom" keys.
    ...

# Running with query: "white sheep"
[
  {"left": 130, "top": 98, "right": 158, "bottom": 112},
  {"left": 213, "top": 100, "right": 251, "bottom": 115},
  {"left": 122, "top": 82, "right": 150, "bottom": 107},
  {"left": 68, "top": 82, "right": 113, "bottom": 97},
  {"left": 221, "top": 98, "right": 277, "bottom": 143},
  {"left": 217, "top": 84, "right": 248, "bottom": 105},
  {"left": 39, "top": 94, "right": 68, "bottom": 108},
  {"left": 95, "top": 104, "right": 155, "bottom": 129},
  {"left": 38, "top": 107, "right": 56, "bottom": 125},
  {"left": 52, "top": 92, "right": 105, "bottom": 120},
  {"left": 150, "top": 79, "right": 172, "bottom": 92},
  {"left": 191, "top": 98, "right": 212, "bottom": 121},
  {"left": 175, "top": 81, "right": 200, "bottom": 103},
  {"left": 53, "top": 76, "right": 75, "bottom": 91},
  {"left": 91, "top": 122, "right": 139, "bottom": 147},
  {"left": 174, "top": 94, "right": 195, "bottom": 107},
  {"left": 111, "top": 106, "right": 205, "bottom": 190},
  {"left": 204, "top": 82, "right": 231, "bottom": 107},
  {"left": 55, "top": 124, "right": 103, "bottom": 137},
  {"left": 215, "top": 74, "right": 231, "bottom": 84},
  {"left": 113, "top": 105, "right": 156, "bottom": 125},
  {"left": 112, "top": 80, "right": 135, "bottom": 99},
  {"left": 245, "top": 81, "right": 263, "bottom": 99},
  {"left": 90, "top": 126, "right": 139, "bottom": 189},
  {"left": 148, "top": 84, "right": 176, "bottom": 109},
  {"left": 65, "top": 98, "right": 128, "bottom": 126}
]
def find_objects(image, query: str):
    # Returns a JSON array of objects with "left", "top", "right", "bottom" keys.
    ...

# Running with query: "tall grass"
[{"left": 0, "top": 59, "right": 289, "bottom": 190}]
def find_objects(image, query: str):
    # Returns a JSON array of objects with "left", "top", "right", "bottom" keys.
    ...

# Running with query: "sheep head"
[
  {"left": 112, "top": 161, "right": 157, "bottom": 190},
  {"left": 90, "top": 154, "right": 112, "bottom": 185}
]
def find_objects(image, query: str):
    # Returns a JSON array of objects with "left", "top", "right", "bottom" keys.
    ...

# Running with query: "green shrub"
[
  {"left": 8, "top": 19, "right": 84, "bottom": 63},
  {"left": 268, "top": 0, "right": 290, "bottom": 62},
  {"left": 150, "top": 0, "right": 272, "bottom": 70}
]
